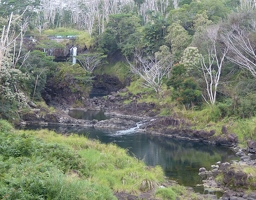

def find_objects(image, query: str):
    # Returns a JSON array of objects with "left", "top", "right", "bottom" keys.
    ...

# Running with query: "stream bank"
[{"left": 20, "top": 91, "right": 256, "bottom": 199}]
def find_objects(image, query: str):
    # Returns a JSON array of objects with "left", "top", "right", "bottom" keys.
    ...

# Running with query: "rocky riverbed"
[{"left": 20, "top": 91, "right": 256, "bottom": 200}]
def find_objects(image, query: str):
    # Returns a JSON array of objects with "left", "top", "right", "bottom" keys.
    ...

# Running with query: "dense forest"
[
  {"left": 1, "top": 0, "right": 256, "bottom": 199},
  {"left": 1, "top": 0, "right": 256, "bottom": 140}
]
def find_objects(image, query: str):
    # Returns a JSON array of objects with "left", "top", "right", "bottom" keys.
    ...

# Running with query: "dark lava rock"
[
  {"left": 91, "top": 74, "right": 124, "bottom": 96},
  {"left": 21, "top": 111, "right": 41, "bottom": 122},
  {"left": 247, "top": 140, "right": 256, "bottom": 154},
  {"left": 223, "top": 170, "right": 248, "bottom": 188},
  {"left": 216, "top": 134, "right": 238, "bottom": 146}
]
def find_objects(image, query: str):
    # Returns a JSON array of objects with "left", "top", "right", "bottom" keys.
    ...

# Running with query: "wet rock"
[
  {"left": 94, "top": 118, "right": 136, "bottom": 130},
  {"left": 216, "top": 134, "right": 238, "bottom": 146}
]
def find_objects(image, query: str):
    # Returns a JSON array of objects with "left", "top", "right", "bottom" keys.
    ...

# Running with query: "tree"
[
  {"left": 0, "top": 0, "right": 40, "bottom": 17},
  {"left": 167, "top": 64, "right": 202, "bottom": 108},
  {"left": 224, "top": 25, "right": 256, "bottom": 78},
  {"left": 76, "top": 53, "right": 106, "bottom": 73},
  {"left": 98, "top": 14, "right": 141, "bottom": 57},
  {"left": 165, "top": 22, "right": 191, "bottom": 62},
  {"left": 0, "top": 13, "right": 29, "bottom": 119},
  {"left": 22, "top": 50, "right": 56, "bottom": 100},
  {"left": 198, "top": 25, "right": 228, "bottom": 105},
  {"left": 239, "top": 0, "right": 256, "bottom": 10},
  {"left": 127, "top": 45, "right": 173, "bottom": 95},
  {"left": 143, "top": 14, "right": 168, "bottom": 55}
]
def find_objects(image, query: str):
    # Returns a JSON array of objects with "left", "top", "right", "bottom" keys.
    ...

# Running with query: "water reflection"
[
  {"left": 68, "top": 109, "right": 108, "bottom": 121},
  {"left": 23, "top": 124, "right": 238, "bottom": 191}
]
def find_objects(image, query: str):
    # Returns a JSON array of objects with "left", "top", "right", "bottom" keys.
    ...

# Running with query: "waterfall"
[
  {"left": 113, "top": 121, "right": 144, "bottom": 136},
  {"left": 70, "top": 47, "right": 77, "bottom": 65}
]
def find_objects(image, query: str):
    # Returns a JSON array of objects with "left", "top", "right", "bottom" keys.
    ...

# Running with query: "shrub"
[{"left": 155, "top": 187, "right": 177, "bottom": 200}]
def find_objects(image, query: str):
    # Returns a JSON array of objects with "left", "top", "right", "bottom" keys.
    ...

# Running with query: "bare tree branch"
[
  {"left": 199, "top": 25, "right": 228, "bottom": 105},
  {"left": 224, "top": 25, "right": 256, "bottom": 77},
  {"left": 127, "top": 48, "right": 172, "bottom": 95}
]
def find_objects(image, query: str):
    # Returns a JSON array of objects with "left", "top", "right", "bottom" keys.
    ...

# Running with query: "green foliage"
[
  {"left": 0, "top": 49, "right": 28, "bottom": 121},
  {"left": 169, "top": 0, "right": 233, "bottom": 32},
  {"left": 94, "top": 61, "right": 131, "bottom": 83},
  {"left": 0, "top": 120, "right": 14, "bottom": 134},
  {"left": 143, "top": 14, "right": 169, "bottom": 54},
  {"left": 167, "top": 64, "right": 202, "bottom": 108},
  {"left": 43, "top": 27, "right": 83, "bottom": 37},
  {"left": 215, "top": 93, "right": 256, "bottom": 119},
  {"left": 75, "top": 31, "right": 95, "bottom": 49},
  {"left": 98, "top": 14, "right": 141, "bottom": 57},
  {"left": 36, "top": 39, "right": 64, "bottom": 49},
  {"left": 0, "top": 0, "right": 40, "bottom": 17},
  {"left": 54, "top": 63, "right": 92, "bottom": 94},
  {"left": 165, "top": 22, "right": 191, "bottom": 61},
  {"left": 0, "top": 121, "right": 167, "bottom": 199},
  {"left": 155, "top": 188, "right": 177, "bottom": 200},
  {"left": 22, "top": 50, "right": 56, "bottom": 100}
]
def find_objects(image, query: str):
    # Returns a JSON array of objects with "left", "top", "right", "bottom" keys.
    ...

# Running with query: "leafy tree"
[
  {"left": 165, "top": 22, "right": 191, "bottom": 62},
  {"left": 0, "top": 12, "right": 29, "bottom": 120},
  {"left": 193, "top": 11, "right": 213, "bottom": 32},
  {"left": 167, "top": 64, "right": 202, "bottom": 108},
  {"left": 22, "top": 50, "right": 56, "bottom": 100},
  {"left": 143, "top": 14, "right": 169, "bottom": 55},
  {"left": 98, "top": 14, "right": 141, "bottom": 57}
]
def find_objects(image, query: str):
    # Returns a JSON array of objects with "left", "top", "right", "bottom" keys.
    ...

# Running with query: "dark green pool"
[{"left": 24, "top": 123, "right": 238, "bottom": 193}]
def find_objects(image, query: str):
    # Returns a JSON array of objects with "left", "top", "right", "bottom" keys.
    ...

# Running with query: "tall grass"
[{"left": 0, "top": 120, "right": 167, "bottom": 199}]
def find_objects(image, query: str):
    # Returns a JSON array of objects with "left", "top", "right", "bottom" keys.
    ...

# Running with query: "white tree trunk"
[{"left": 200, "top": 25, "right": 228, "bottom": 105}]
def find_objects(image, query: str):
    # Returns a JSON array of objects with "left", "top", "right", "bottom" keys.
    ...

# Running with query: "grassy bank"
[
  {"left": 0, "top": 120, "right": 203, "bottom": 200},
  {"left": 124, "top": 78, "right": 256, "bottom": 147}
]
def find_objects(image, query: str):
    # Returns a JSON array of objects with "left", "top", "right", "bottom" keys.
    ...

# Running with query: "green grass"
[
  {"left": 43, "top": 28, "right": 94, "bottom": 49},
  {"left": 43, "top": 27, "right": 84, "bottom": 36},
  {"left": 94, "top": 61, "right": 132, "bottom": 83}
]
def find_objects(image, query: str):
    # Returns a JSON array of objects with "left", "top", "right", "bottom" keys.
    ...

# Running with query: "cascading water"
[{"left": 113, "top": 121, "right": 145, "bottom": 136}]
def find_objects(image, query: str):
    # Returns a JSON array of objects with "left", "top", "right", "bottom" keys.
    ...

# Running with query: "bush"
[
  {"left": 167, "top": 64, "right": 202, "bottom": 108},
  {"left": 155, "top": 188, "right": 177, "bottom": 200}
]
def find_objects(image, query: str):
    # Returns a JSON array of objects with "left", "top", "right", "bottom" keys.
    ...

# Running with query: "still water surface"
[{"left": 25, "top": 123, "right": 238, "bottom": 192}]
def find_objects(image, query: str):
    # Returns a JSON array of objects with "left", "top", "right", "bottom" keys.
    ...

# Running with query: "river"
[{"left": 24, "top": 121, "right": 238, "bottom": 194}]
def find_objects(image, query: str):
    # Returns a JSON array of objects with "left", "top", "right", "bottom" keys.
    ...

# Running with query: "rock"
[
  {"left": 199, "top": 167, "right": 207, "bottom": 173},
  {"left": 247, "top": 140, "right": 256, "bottom": 154},
  {"left": 216, "top": 134, "right": 238, "bottom": 146},
  {"left": 45, "top": 113, "right": 60, "bottom": 123},
  {"left": 209, "top": 130, "right": 216, "bottom": 137},
  {"left": 236, "top": 149, "right": 245, "bottom": 157},
  {"left": 228, "top": 133, "right": 238, "bottom": 144},
  {"left": 219, "top": 162, "right": 231, "bottom": 171},
  {"left": 222, "top": 125, "right": 228, "bottom": 134},
  {"left": 211, "top": 165, "right": 219, "bottom": 170},
  {"left": 22, "top": 112, "right": 41, "bottom": 122},
  {"left": 94, "top": 118, "right": 136, "bottom": 130},
  {"left": 223, "top": 169, "right": 248, "bottom": 188},
  {"left": 240, "top": 155, "right": 251, "bottom": 162},
  {"left": 28, "top": 101, "right": 37, "bottom": 108}
]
